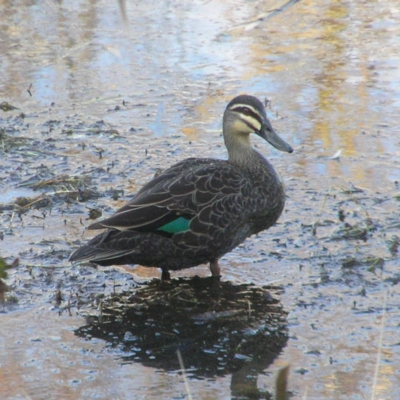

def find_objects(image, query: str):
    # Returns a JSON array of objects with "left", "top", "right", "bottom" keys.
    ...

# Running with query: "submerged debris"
[
  {"left": 86, "top": 207, "right": 102, "bottom": 220},
  {"left": 0, "top": 128, "right": 32, "bottom": 152},
  {"left": 330, "top": 223, "right": 369, "bottom": 241},
  {"left": 14, "top": 194, "right": 51, "bottom": 212},
  {"left": 342, "top": 256, "right": 384, "bottom": 272},
  {"left": 0, "top": 102, "right": 19, "bottom": 112},
  {"left": 0, "top": 174, "right": 99, "bottom": 217},
  {"left": 387, "top": 235, "right": 400, "bottom": 256},
  {"left": 19, "top": 174, "right": 91, "bottom": 191},
  {"left": 0, "top": 257, "right": 19, "bottom": 302}
]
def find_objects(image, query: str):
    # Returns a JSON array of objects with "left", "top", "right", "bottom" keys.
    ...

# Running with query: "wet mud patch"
[
  {"left": 279, "top": 177, "right": 400, "bottom": 278},
  {"left": 262, "top": 179, "right": 400, "bottom": 398},
  {"left": 0, "top": 109, "right": 148, "bottom": 268},
  {"left": 1, "top": 261, "right": 139, "bottom": 314}
]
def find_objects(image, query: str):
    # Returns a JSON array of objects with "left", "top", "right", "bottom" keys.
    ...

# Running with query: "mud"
[{"left": 1, "top": 0, "right": 400, "bottom": 399}]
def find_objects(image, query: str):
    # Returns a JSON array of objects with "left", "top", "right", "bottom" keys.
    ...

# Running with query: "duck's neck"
[{"left": 223, "top": 122, "right": 264, "bottom": 167}]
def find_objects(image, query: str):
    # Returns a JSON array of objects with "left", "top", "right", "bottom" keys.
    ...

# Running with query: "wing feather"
[{"left": 88, "top": 158, "right": 245, "bottom": 233}]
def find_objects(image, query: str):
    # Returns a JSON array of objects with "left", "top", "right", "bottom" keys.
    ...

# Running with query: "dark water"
[{"left": 1, "top": 0, "right": 400, "bottom": 399}]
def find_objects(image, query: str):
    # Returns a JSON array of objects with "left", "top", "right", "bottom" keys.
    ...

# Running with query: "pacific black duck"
[{"left": 69, "top": 95, "right": 293, "bottom": 279}]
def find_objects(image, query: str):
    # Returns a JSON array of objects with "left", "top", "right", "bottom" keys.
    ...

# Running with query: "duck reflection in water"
[{"left": 75, "top": 277, "right": 288, "bottom": 398}]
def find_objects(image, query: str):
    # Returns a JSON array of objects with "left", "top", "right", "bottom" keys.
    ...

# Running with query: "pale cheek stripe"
[
  {"left": 229, "top": 104, "right": 263, "bottom": 132},
  {"left": 241, "top": 115, "right": 261, "bottom": 131}
]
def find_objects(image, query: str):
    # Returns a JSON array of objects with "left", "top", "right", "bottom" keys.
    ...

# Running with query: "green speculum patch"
[{"left": 157, "top": 216, "right": 191, "bottom": 234}]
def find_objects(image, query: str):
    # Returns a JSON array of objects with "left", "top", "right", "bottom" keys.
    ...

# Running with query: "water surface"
[{"left": 1, "top": 0, "right": 400, "bottom": 398}]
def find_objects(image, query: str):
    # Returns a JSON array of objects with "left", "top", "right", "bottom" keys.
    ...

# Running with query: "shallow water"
[{"left": 1, "top": 0, "right": 400, "bottom": 399}]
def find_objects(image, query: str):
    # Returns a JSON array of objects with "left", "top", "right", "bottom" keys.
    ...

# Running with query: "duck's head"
[{"left": 223, "top": 94, "right": 293, "bottom": 155}]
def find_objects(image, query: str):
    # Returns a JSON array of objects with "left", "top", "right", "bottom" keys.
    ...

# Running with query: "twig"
[
  {"left": 371, "top": 291, "right": 388, "bottom": 400},
  {"left": 312, "top": 188, "right": 331, "bottom": 236},
  {"left": 177, "top": 349, "right": 192, "bottom": 400},
  {"left": 340, "top": 184, "right": 371, "bottom": 221},
  {"left": 276, "top": 364, "right": 290, "bottom": 400}
]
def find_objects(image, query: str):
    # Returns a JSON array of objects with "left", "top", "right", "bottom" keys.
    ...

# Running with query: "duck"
[{"left": 69, "top": 95, "right": 293, "bottom": 279}]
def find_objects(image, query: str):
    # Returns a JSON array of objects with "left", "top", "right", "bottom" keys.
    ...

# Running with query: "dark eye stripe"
[{"left": 230, "top": 106, "right": 263, "bottom": 125}]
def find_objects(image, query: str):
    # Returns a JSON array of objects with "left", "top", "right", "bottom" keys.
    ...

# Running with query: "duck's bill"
[{"left": 260, "top": 120, "right": 293, "bottom": 153}]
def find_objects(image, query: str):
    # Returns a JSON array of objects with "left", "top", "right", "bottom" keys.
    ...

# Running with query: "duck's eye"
[{"left": 230, "top": 105, "right": 262, "bottom": 123}]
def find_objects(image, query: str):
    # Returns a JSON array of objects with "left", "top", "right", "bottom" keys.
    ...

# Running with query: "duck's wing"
[{"left": 88, "top": 158, "right": 245, "bottom": 235}]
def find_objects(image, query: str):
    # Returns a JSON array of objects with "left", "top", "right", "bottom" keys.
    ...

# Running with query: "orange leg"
[{"left": 209, "top": 259, "right": 221, "bottom": 277}]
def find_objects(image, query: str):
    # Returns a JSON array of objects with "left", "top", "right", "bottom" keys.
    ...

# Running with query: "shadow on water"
[{"left": 75, "top": 277, "right": 288, "bottom": 398}]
